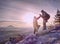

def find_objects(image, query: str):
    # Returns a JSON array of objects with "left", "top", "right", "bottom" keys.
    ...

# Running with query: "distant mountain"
[{"left": 0, "top": 21, "right": 27, "bottom": 28}]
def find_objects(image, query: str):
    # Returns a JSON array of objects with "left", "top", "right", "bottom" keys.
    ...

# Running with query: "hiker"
[
  {"left": 33, "top": 14, "right": 41, "bottom": 34},
  {"left": 41, "top": 10, "right": 50, "bottom": 30}
]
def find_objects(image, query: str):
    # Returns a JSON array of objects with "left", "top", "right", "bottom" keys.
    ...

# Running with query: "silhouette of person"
[
  {"left": 41, "top": 10, "right": 50, "bottom": 22},
  {"left": 33, "top": 14, "right": 41, "bottom": 34},
  {"left": 41, "top": 10, "right": 50, "bottom": 30}
]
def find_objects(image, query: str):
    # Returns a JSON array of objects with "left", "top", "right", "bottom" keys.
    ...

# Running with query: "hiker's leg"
[
  {"left": 34, "top": 28, "right": 36, "bottom": 34},
  {"left": 43, "top": 20, "right": 46, "bottom": 30},
  {"left": 38, "top": 25, "right": 40, "bottom": 29}
]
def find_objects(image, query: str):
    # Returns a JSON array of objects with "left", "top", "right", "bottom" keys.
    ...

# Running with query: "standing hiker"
[
  {"left": 33, "top": 14, "right": 41, "bottom": 34},
  {"left": 41, "top": 10, "right": 50, "bottom": 30}
]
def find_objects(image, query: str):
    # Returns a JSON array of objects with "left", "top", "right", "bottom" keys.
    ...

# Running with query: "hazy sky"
[{"left": 0, "top": 0, "right": 60, "bottom": 27}]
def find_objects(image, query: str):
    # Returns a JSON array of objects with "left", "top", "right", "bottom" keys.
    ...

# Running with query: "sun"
[
  {"left": 23, "top": 12, "right": 35, "bottom": 24},
  {"left": 23, "top": 12, "right": 43, "bottom": 27}
]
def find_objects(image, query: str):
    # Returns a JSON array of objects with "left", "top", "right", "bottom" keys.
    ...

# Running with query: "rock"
[{"left": 6, "top": 27, "right": 60, "bottom": 44}]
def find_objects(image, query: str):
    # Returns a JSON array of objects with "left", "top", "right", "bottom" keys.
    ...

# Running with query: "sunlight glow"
[
  {"left": 23, "top": 12, "right": 43, "bottom": 26},
  {"left": 23, "top": 12, "right": 36, "bottom": 24}
]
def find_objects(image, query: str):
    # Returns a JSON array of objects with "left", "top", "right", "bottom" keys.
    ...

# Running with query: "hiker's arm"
[{"left": 37, "top": 14, "right": 41, "bottom": 19}]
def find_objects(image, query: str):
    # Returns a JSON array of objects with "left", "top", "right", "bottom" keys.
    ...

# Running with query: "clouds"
[
  {"left": 0, "top": 0, "right": 24, "bottom": 21},
  {"left": 44, "top": 0, "right": 60, "bottom": 9},
  {"left": 0, "top": 0, "right": 60, "bottom": 22},
  {"left": 0, "top": 0, "right": 37, "bottom": 21}
]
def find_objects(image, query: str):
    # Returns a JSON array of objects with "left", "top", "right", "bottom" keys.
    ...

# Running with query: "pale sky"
[{"left": 0, "top": 0, "right": 60, "bottom": 27}]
